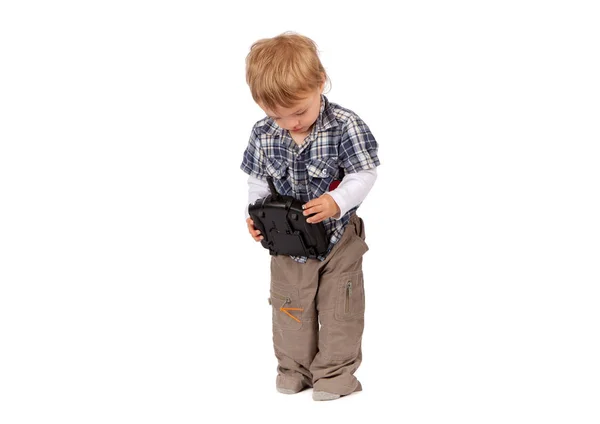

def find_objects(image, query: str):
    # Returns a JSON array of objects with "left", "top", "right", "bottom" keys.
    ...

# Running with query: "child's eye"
[{"left": 296, "top": 110, "right": 306, "bottom": 116}]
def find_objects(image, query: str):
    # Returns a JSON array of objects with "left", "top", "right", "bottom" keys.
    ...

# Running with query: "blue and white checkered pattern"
[{"left": 241, "top": 95, "right": 380, "bottom": 263}]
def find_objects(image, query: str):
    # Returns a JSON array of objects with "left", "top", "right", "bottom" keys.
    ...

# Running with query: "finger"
[
  {"left": 247, "top": 218, "right": 263, "bottom": 241},
  {"left": 303, "top": 204, "right": 323, "bottom": 215},
  {"left": 302, "top": 198, "right": 321, "bottom": 210},
  {"left": 248, "top": 223, "right": 261, "bottom": 237},
  {"left": 307, "top": 212, "right": 327, "bottom": 224}
]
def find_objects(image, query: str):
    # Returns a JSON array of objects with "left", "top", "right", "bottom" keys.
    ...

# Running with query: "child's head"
[{"left": 246, "top": 32, "right": 328, "bottom": 133}]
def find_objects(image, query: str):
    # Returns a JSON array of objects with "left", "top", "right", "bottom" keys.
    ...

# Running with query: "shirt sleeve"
[
  {"left": 240, "top": 125, "right": 268, "bottom": 180},
  {"left": 339, "top": 116, "right": 381, "bottom": 173},
  {"left": 245, "top": 175, "right": 270, "bottom": 219},
  {"left": 327, "top": 168, "right": 377, "bottom": 219}
]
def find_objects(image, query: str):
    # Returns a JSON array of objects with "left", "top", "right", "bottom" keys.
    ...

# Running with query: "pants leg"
[
  {"left": 310, "top": 214, "right": 368, "bottom": 395},
  {"left": 269, "top": 255, "right": 319, "bottom": 392}
]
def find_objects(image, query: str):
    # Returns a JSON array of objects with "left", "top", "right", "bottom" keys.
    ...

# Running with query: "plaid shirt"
[{"left": 241, "top": 95, "right": 380, "bottom": 263}]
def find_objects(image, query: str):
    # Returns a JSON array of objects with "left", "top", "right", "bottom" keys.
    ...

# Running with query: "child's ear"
[{"left": 320, "top": 72, "right": 326, "bottom": 92}]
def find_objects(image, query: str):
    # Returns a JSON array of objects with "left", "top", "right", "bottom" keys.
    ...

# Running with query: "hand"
[
  {"left": 303, "top": 194, "right": 340, "bottom": 224},
  {"left": 246, "top": 217, "right": 264, "bottom": 242}
]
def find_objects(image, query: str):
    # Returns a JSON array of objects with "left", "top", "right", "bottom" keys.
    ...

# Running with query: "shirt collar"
[
  {"left": 316, "top": 95, "right": 338, "bottom": 132},
  {"left": 263, "top": 95, "right": 339, "bottom": 137}
]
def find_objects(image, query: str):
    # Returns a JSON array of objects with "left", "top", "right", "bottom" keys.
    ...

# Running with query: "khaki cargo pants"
[{"left": 269, "top": 213, "right": 368, "bottom": 395}]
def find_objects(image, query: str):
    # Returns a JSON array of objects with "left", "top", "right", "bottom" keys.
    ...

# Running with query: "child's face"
[{"left": 261, "top": 88, "right": 322, "bottom": 134}]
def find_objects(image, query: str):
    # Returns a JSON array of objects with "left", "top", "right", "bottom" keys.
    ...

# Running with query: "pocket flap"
[{"left": 265, "top": 158, "right": 288, "bottom": 179}]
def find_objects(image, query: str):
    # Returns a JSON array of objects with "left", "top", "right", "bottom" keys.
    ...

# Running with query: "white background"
[{"left": 1, "top": 1, "right": 599, "bottom": 423}]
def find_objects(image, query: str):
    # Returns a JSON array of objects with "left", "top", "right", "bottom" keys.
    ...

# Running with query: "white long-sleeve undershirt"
[{"left": 245, "top": 168, "right": 377, "bottom": 220}]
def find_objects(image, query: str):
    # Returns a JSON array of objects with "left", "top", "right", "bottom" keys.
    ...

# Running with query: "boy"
[{"left": 240, "top": 32, "right": 380, "bottom": 401}]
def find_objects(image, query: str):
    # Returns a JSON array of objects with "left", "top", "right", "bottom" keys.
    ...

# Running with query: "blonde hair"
[{"left": 246, "top": 32, "right": 328, "bottom": 110}]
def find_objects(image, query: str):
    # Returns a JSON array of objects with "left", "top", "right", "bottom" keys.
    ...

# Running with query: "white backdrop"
[{"left": 1, "top": 1, "right": 599, "bottom": 423}]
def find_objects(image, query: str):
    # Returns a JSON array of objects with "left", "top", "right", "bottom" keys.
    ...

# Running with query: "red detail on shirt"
[{"left": 329, "top": 180, "right": 341, "bottom": 191}]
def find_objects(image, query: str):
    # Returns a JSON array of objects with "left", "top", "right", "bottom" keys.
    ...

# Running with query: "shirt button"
[{"left": 322, "top": 169, "right": 328, "bottom": 176}]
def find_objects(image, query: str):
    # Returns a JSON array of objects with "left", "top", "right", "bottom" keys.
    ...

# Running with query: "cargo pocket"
[
  {"left": 307, "top": 157, "right": 338, "bottom": 196},
  {"left": 269, "top": 283, "right": 303, "bottom": 331},
  {"left": 323, "top": 271, "right": 365, "bottom": 360},
  {"left": 334, "top": 271, "right": 365, "bottom": 321}
]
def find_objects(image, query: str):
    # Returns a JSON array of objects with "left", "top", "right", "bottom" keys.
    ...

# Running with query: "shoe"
[
  {"left": 312, "top": 391, "right": 341, "bottom": 401},
  {"left": 277, "top": 387, "right": 300, "bottom": 394}
]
